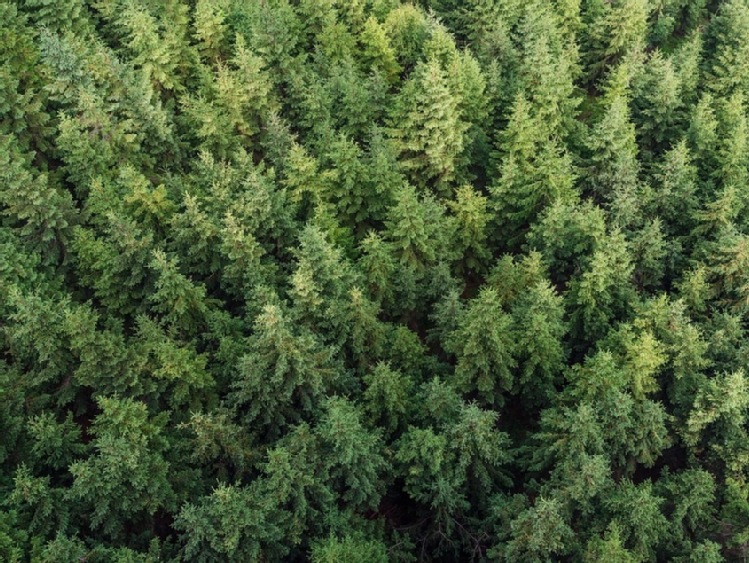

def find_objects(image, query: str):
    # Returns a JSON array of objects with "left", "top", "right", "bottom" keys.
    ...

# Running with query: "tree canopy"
[{"left": 2, "top": 0, "right": 749, "bottom": 561}]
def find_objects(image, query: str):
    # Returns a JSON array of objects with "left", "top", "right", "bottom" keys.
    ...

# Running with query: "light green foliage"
[
  {"left": 359, "top": 16, "right": 401, "bottom": 83},
  {"left": 584, "top": 522, "right": 639, "bottom": 563},
  {"left": 395, "top": 401, "right": 511, "bottom": 555},
  {"left": 568, "top": 229, "right": 635, "bottom": 345},
  {"left": 448, "top": 184, "right": 491, "bottom": 272},
  {"left": 385, "top": 183, "right": 454, "bottom": 269},
  {"left": 0, "top": 4, "right": 51, "bottom": 152},
  {"left": 685, "top": 370, "right": 749, "bottom": 474},
  {"left": 382, "top": 5, "right": 430, "bottom": 71},
  {"left": 528, "top": 198, "right": 608, "bottom": 283},
  {"left": 363, "top": 362, "right": 414, "bottom": 435},
  {"left": 705, "top": 0, "right": 749, "bottom": 100},
  {"left": 715, "top": 93, "right": 749, "bottom": 191},
  {"left": 649, "top": 140, "right": 699, "bottom": 236},
  {"left": 632, "top": 50, "right": 684, "bottom": 155},
  {"left": 515, "top": 2, "right": 581, "bottom": 133},
  {"left": 182, "top": 36, "right": 276, "bottom": 157},
  {"left": 587, "top": 66, "right": 641, "bottom": 212},
  {"left": 582, "top": 0, "right": 649, "bottom": 79},
  {"left": 0, "top": 137, "right": 76, "bottom": 264},
  {"left": 605, "top": 481, "right": 669, "bottom": 560},
  {"left": 316, "top": 396, "right": 388, "bottom": 509},
  {"left": 177, "top": 482, "right": 293, "bottom": 561},
  {"left": 390, "top": 57, "right": 468, "bottom": 194},
  {"left": 290, "top": 224, "right": 358, "bottom": 337},
  {"left": 194, "top": 0, "right": 228, "bottom": 61},
  {"left": 512, "top": 280, "right": 567, "bottom": 401},
  {"left": 498, "top": 496, "right": 574, "bottom": 562},
  {"left": 311, "top": 534, "right": 389, "bottom": 563}
]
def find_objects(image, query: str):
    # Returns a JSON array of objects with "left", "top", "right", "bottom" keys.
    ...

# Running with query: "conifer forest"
[{"left": 10, "top": 0, "right": 749, "bottom": 560}]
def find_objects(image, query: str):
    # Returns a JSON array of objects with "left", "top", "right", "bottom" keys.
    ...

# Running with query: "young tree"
[
  {"left": 0, "top": 137, "right": 76, "bottom": 266},
  {"left": 181, "top": 36, "right": 276, "bottom": 157},
  {"left": 358, "top": 16, "right": 401, "bottom": 83},
  {"left": 631, "top": 50, "right": 684, "bottom": 157},
  {"left": 705, "top": 0, "right": 749, "bottom": 101},
  {"left": 581, "top": 0, "right": 649, "bottom": 80},
  {"left": 567, "top": 229, "right": 635, "bottom": 347},
  {"left": 586, "top": 66, "right": 641, "bottom": 214}
]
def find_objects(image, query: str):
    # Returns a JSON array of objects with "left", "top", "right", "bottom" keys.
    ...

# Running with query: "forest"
[{"left": 4, "top": 0, "right": 749, "bottom": 560}]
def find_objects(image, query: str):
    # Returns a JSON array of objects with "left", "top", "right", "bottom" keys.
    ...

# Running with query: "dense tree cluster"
[{"left": 3, "top": 0, "right": 749, "bottom": 560}]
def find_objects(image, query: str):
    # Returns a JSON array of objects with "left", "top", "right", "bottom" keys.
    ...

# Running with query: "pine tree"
[
  {"left": 445, "top": 287, "right": 516, "bottom": 405},
  {"left": 289, "top": 224, "right": 357, "bottom": 338},
  {"left": 582, "top": 0, "right": 649, "bottom": 80},
  {"left": 587, "top": 66, "right": 641, "bottom": 210},
  {"left": 67, "top": 396, "right": 175, "bottom": 539},
  {"left": 632, "top": 50, "right": 684, "bottom": 157},
  {"left": 490, "top": 94, "right": 577, "bottom": 246},
  {"left": 382, "top": 4, "right": 430, "bottom": 72},
  {"left": 705, "top": 0, "right": 749, "bottom": 100},
  {"left": 448, "top": 184, "right": 491, "bottom": 273},
  {"left": 193, "top": 0, "right": 227, "bottom": 62},
  {"left": 181, "top": 36, "right": 276, "bottom": 157},
  {"left": 584, "top": 522, "right": 638, "bottom": 562},
  {"left": 527, "top": 198, "right": 607, "bottom": 285},
  {"left": 230, "top": 304, "right": 337, "bottom": 438},
  {"left": 116, "top": 1, "right": 187, "bottom": 92},
  {"left": 650, "top": 140, "right": 699, "bottom": 237},
  {"left": 0, "top": 4, "right": 51, "bottom": 153},
  {"left": 605, "top": 481, "right": 669, "bottom": 560},
  {"left": 0, "top": 137, "right": 76, "bottom": 266},
  {"left": 511, "top": 280, "right": 567, "bottom": 403},
  {"left": 515, "top": 2, "right": 581, "bottom": 134},
  {"left": 390, "top": 57, "right": 468, "bottom": 194},
  {"left": 362, "top": 362, "right": 414, "bottom": 436},
  {"left": 567, "top": 229, "right": 635, "bottom": 346},
  {"left": 715, "top": 93, "right": 749, "bottom": 192},
  {"left": 315, "top": 396, "right": 388, "bottom": 510},
  {"left": 498, "top": 497, "right": 574, "bottom": 561},
  {"left": 358, "top": 16, "right": 401, "bottom": 83},
  {"left": 384, "top": 183, "right": 454, "bottom": 269}
]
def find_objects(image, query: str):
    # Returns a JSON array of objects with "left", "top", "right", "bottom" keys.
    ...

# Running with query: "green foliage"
[
  {"left": 390, "top": 57, "right": 468, "bottom": 194},
  {"left": 68, "top": 396, "right": 175, "bottom": 538},
  {"left": 490, "top": 94, "right": 577, "bottom": 246},
  {"left": 445, "top": 287, "right": 516, "bottom": 405},
  {"left": 705, "top": 0, "right": 749, "bottom": 100},
  {"left": 496, "top": 496, "right": 574, "bottom": 562},
  {"left": 582, "top": 0, "right": 649, "bottom": 79},
  {"left": 230, "top": 303, "right": 337, "bottom": 436},
  {"left": 2, "top": 0, "right": 748, "bottom": 559},
  {"left": 311, "top": 534, "right": 389, "bottom": 563}
]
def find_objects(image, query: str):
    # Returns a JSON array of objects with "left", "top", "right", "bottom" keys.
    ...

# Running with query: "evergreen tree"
[
  {"left": 4, "top": 0, "right": 749, "bottom": 559},
  {"left": 586, "top": 65, "right": 641, "bottom": 214},
  {"left": 390, "top": 57, "right": 468, "bottom": 194},
  {"left": 68, "top": 396, "right": 175, "bottom": 539},
  {"left": 705, "top": 0, "right": 749, "bottom": 100},
  {"left": 230, "top": 303, "right": 338, "bottom": 437},
  {"left": 490, "top": 94, "right": 577, "bottom": 246},
  {"left": 445, "top": 287, "right": 516, "bottom": 406}
]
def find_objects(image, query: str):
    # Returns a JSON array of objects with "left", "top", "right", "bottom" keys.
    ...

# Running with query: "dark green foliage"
[{"left": 1, "top": 0, "right": 748, "bottom": 560}]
